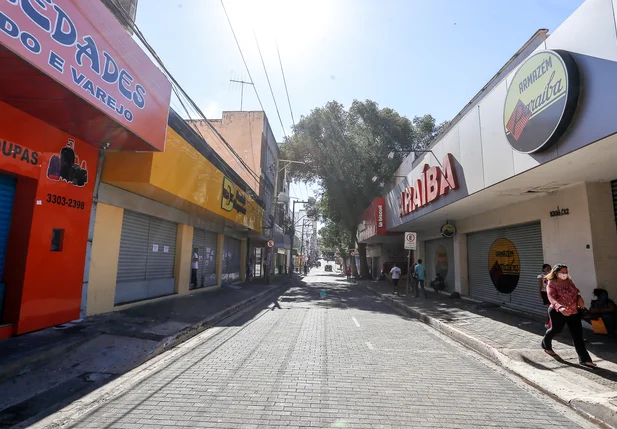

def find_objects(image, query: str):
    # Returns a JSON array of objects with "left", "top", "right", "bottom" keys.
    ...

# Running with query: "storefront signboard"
[
  {"left": 0, "top": 0, "right": 172, "bottom": 151},
  {"left": 440, "top": 223, "right": 456, "bottom": 238},
  {"left": 504, "top": 50, "right": 580, "bottom": 154},
  {"left": 399, "top": 153, "right": 458, "bottom": 217}
]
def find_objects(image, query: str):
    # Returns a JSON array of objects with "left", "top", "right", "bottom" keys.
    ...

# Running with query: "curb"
[
  {"left": 10, "top": 279, "right": 296, "bottom": 429},
  {"left": 361, "top": 283, "right": 617, "bottom": 429},
  {"left": 144, "top": 279, "right": 293, "bottom": 364}
]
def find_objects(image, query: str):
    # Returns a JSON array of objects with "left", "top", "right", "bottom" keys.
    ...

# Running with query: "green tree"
[{"left": 282, "top": 99, "right": 443, "bottom": 278}]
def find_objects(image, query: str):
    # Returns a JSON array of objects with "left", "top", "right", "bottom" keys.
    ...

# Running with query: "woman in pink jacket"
[{"left": 541, "top": 263, "right": 596, "bottom": 368}]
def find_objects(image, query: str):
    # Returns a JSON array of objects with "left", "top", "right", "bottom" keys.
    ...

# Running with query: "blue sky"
[{"left": 135, "top": 0, "right": 585, "bottom": 202}]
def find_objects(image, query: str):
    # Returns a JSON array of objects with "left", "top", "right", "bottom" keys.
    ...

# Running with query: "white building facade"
[{"left": 382, "top": 0, "right": 617, "bottom": 316}]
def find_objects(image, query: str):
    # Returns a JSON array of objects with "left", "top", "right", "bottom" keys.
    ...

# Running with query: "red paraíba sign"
[
  {"left": 0, "top": 0, "right": 171, "bottom": 151},
  {"left": 399, "top": 153, "right": 458, "bottom": 217}
]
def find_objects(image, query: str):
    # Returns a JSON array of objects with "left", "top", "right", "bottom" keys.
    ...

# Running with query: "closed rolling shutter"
[
  {"left": 468, "top": 222, "right": 544, "bottom": 315},
  {"left": 146, "top": 217, "right": 177, "bottom": 297},
  {"left": 0, "top": 175, "right": 16, "bottom": 283},
  {"left": 116, "top": 211, "right": 149, "bottom": 284},
  {"left": 192, "top": 228, "right": 218, "bottom": 288},
  {"left": 611, "top": 180, "right": 617, "bottom": 223},
  {"left": 425, "top": 237, "right": 455, "bottom": 292},
  {"left": 222, "top": 236, "right": 241, "bottom": 284},
  {"left": 115, "top": 211, "right": 177, "bottom": 305}
]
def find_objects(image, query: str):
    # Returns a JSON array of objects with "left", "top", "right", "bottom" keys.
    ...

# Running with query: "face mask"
[
  {"left": 557, "top": 273, "right": 569, "bottom": 280},
  {"left": 600, "top": 295, "right": 608, "bottom": 301}
]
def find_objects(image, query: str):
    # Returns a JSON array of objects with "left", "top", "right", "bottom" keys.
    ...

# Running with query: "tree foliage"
[{"left": 282, "top": 99, "right": 444, "bottom": 277}]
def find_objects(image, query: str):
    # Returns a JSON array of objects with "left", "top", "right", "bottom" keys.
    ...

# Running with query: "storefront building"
[
  {"left": 383, "top": 0, "right": 617, "bottom": 315},
  {"left": 0, "top": 0, "right": 171, "bottom": 338},
  {"left": 84, "top": 109, "right": 265, "bottom": 316},
  {"left": 188, "top": 112, "right": 283, "bottom": 274},
  {"left": 357, "top": 198, "right": 404, "bottom": 279}
]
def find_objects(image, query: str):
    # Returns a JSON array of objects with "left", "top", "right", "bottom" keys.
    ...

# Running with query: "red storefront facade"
[{"left": 0, "top": 0, "right": 171, "bottom": 338}]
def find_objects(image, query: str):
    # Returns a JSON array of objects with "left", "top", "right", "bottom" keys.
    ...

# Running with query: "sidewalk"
[
  {"left": 360, "top": 279, "right": 617, "bottom": 428},
  {"left": 0, "top": 275, "right": 294, "bottom": 428}
]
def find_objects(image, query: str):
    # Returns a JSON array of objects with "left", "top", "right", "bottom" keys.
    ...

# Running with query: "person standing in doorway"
[
  {"left": 538, "top": 263, "right": 552, "bottom": 328},
  {"left": 542, "top": 264, "right": 596, "bottom": 368},
  {"left": 414, "top": 259, "right": 428, "bottom": 298},
  {"left": 191, "top": 249, "right": 199, "bottom": 288},
  {"left": 390, "top": 263, "right": 401, "bottom": 295}
]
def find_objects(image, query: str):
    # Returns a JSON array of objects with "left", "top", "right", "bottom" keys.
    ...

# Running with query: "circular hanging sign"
[
  {"left": 488, "top": 238, "right": 521, "bottom": 294},
  {"left": 267, "top": 240, "right": 275, "bottom": 248},
  {"left": 440, "top": 223, "right": 456, "bottom": 238},
  {"left": 503, "top": 49, "right": 579, "bottom": 154}
]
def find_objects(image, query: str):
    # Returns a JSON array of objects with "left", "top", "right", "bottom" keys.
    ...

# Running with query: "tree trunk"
[
  {"left": 341, "top": 253, "right": 348, "bottom": 274},
  {"left": 358, "top": 242, "right": 370, "bottom": 279},
  {"left": 348, "top": 227, "right": 358, "bottom": 277}
]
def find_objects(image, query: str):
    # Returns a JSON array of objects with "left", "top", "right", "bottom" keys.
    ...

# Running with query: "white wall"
[
  {"left": 387, "top": 0, "right": 617, "bottom": 230},
  {"left": 456, "top": 183, "right": 601, "bottom": 300}
]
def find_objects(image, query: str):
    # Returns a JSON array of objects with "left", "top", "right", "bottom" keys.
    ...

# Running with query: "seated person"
[
  {"left": 430, "top": 273, "right": 446, "bottom": 291},
  {"left": 586, "top": 288, "right": 617, "bottom": 336}
]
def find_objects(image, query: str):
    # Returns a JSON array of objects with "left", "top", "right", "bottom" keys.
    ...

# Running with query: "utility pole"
[
  {"left": 265, "top": 157, "right": 279, "bottom": 285},
  {"left": 230, "top": 79, "right": 254, "bottom": 111}
]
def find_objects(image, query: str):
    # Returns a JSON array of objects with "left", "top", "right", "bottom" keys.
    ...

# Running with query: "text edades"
[{"left": 0, "top": 0, "right": 148, "bottom": 123}]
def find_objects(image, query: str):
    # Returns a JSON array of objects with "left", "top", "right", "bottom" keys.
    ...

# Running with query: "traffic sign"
[
  {"left": 267, "top": 240, "right": 275, "bottom": 248},
  {"left": 404, "top": 232, "right": 417, "bottom": 250}
]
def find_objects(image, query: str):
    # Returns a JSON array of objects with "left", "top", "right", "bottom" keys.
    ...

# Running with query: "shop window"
[{"left": 50, "top": 228, "right": 64, "bottom": 252}]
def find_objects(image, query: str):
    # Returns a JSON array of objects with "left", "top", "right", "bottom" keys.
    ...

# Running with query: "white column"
[{"left": 454, "top": 233, "right": 468, "bottom": 295}]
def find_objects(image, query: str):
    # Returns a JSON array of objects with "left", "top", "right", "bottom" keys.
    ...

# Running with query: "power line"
[
  {"left": 219, "top": 0, "right": 265, "bottom": 113},
  {"left": 106, "top": 0, "right": 272, "bottom": 219},
  {"left": 276, "top": 43, "right": 296, "bottom": 128},
  {"left": 253, "top": 32, "right": 287, "bottom": 139}
]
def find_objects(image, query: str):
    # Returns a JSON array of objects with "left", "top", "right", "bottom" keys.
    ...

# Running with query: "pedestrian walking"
[
  {"left": 541, "top": 263, "right": 596, "bottom": 368},
  {"left": 390, "top": 263, "right": 401, "bottom": 295},
  {"left": 414, "top": 259, "right": 428, "bottom": 298},
  {"left": 537, "top": 263, "right": 551, "bottom": 328},
  {"left": 247, "top": 258, "right": 253, "bottom": 282},
  {"left": 191, "top": 248, "right": 199, "bottom": 288}
]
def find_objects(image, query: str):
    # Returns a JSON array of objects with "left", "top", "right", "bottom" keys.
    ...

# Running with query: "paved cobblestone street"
[{"left": 40, "top": 270, "right": 597, "bottom": 429}]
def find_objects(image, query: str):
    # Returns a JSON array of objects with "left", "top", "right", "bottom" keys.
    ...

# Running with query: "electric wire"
[
  {"left": 276, "top": 42, "right": 296, "bottom": 128},
  {"left": 254, "top": 31, "right": 287, "bottom": 139},
  {"left": 219, "top": 0, "right": 266, "bottom": 113},
  {"left": 106, "top": 0, "right": 273, "bottom": 220}
]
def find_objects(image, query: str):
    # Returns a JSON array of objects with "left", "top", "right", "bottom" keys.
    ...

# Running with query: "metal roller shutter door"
[
  {"left": 468, "top": 222, "right": 545, "bottom": 314},
  {"left": 115, "top": 211, "right": 177, "bottom": 305},
  {"left": 192, "top": 228, "right": 218, "bottom": 288},
  {"left": 222, "top": 236, "right": 241, "bottom": 284},
  {"left": 425, "top": 237, "right": 455, "bottom": 292},
  {"left": 0, "top": 175, "right": 16, "bottom": 314},
  {"left": 116, "top": 211, "right": 149, "bottom": 284},
  {"left": 611, "top": 180, "right": 617, "bottom": 225}
]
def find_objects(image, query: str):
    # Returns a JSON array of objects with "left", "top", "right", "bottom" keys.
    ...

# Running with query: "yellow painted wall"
[
  {"left": 216, "top": 234, "right": 224, "bottom": 285},
  {"left": 102, "top": 126, "right": 264, "bottom": 234},
  {"left": 174, "top": 224, "right": 194, "bottom": 295},
  {"left": 86, "top": 203, "right": 124, "bottom": 316}
]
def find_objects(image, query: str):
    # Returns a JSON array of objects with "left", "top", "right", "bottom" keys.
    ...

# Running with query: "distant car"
[{"left": 324, "top": 264, "right": 333, "bottom": 272}]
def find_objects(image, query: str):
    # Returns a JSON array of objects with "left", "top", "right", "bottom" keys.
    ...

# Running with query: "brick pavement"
[
  {"left": 0, "top": 276, "right": 290, "bottom": 427},
  {"left": 46, "top": 271, "right": 592, "bottom": 429}
]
